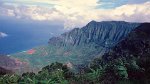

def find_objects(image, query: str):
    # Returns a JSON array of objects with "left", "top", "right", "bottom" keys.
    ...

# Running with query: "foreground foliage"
[{"left": 1, "top": 57, "right": 150, "bottom": 84}]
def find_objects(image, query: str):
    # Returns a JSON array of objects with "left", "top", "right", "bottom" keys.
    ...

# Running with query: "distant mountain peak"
[
  {"left": 89, "top": 20, "right": 97, "bottom": 23},
  {"left": 86, "top": 20, "right": 134, "bottom": 27}
]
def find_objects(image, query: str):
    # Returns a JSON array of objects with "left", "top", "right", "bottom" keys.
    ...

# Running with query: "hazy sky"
[{"left": 0, "top": 0, "right": 149, "bottom": 30}]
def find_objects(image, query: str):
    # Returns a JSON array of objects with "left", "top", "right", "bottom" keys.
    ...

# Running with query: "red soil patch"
[{"left": 27, "top": 49, "right": 36, "bottom": 54}]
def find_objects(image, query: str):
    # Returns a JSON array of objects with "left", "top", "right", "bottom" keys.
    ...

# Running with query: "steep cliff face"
[
  {"left": 11, "top": 21, "right": 141, "bottom": 73},
  {"left": 97, "top": 23, "right": 150, "bottom": 60},
  {"left": 0, "top": 67, "right": 12, "bottom": 75},
  {"left": 94, "top": 23, "right": 150, "bottom": 81},
  {"left": 49, "top": 21, "right": 140, "bottom": 48},
  {"left": 108, "top": 23, "right": 150, "bottom": 58}
]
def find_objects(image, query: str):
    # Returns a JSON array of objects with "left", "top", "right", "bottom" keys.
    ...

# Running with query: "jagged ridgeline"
[{"left": 10, "top": 21, "right": 140, "bottom": 73}]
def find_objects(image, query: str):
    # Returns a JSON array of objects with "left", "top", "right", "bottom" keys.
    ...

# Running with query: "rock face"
[
  {"left": 0, "top": 67, "right": 12, "bottom": 75},
  {"left": 0, "top": 55, "right": 16, "bottom": 69},
  {"left": 49, "top": 21, "right": 139, "bottom": 48},
  {"left": 108, "top": 23, "right": 150, "bottom": 58},
  {"left": 0, "top": 55, "right": 29, "bottom": 74},
  {"left": 11, "top": 21, "right": 141, "bottom": 73}
]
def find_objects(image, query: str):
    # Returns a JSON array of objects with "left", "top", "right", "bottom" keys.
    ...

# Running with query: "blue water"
[{"left": 0, "top": 18, "right": 64, "bottom": 54}]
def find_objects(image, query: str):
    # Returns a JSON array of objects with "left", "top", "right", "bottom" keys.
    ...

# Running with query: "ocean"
[{"left": 0, "top": 18, "right": 64, "bottom": 54}]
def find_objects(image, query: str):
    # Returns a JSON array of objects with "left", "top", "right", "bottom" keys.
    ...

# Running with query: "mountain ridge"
[{"left": 49, "top": 21, "right": 140, "bottom": 47}]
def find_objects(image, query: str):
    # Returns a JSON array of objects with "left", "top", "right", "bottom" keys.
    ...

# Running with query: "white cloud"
[
  {"left": 106, "top": 2, "right": 150, "bottom": 22},
  {"left": 0, "top": 32, "right": 8, "bottom": 38},
  {"left": 0, "top": 1, "right": 150, "bottom": 30}
]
